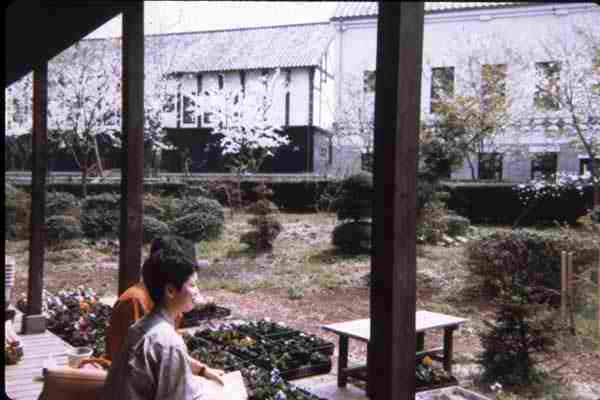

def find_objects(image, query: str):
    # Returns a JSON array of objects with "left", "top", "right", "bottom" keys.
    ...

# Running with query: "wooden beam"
[
  {"left": 24, "top": 62, "right": 48, "bottom": 334},
  {"left": 369, "top": 2, "right": 424, "bottom": 399},
  {"left": 119, "top": 2, "right": 145, "bottom": 295}
]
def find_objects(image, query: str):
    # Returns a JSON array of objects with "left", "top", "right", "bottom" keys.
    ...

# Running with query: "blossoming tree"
[
  {"left": 5, "top": 73, "right": 33, "bottom": 170},
  {"left": 184, "top": 68, "right": 289, "bottom": 173},
  {"left": 48, "top": 40, "right": 121, "bottom": 197}
]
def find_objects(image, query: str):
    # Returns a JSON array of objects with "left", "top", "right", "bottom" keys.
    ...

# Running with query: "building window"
[
  {"left": 363, "top": 70, "right": 375, "bottom": 92},
  {"left": 481, "top": 64, "right": 507, "bottom": 112},
  {"left": 534, "top": 61, "right": 561, "bottom": 111},
  {"left": 430, "top": 67, "right": 455, "bottom": 113},
  {"left": 218, "top": 74, "right": 224, "bottom": 90},
  {"left": 580, "top": 158, "right": 600, "bottom": 176},
  {"left": 478, "top": 152, "right": 503, "bottom": 180},
  {"left": 203, "top": 112, "right": 213, "bottom": 126},
  {"left": 531, "top": 152, "right": 558, "bottom": 179},
  {"left": 182, "top": 94, "right": 196, "bottom": 125}
]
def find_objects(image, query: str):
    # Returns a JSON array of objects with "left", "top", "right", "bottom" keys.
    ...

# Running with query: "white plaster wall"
[
  {"left": 334, "top": 3, "right": 599, "bottom": 180},
  {"left": 288, "top": 69, "right": 310, "bottom": 126},
  {"left": 162, "top": 68, "right": 314, "bottom": 129}
]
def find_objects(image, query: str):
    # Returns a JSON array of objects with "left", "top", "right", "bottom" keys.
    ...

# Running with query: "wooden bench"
[{"left": 322, "top": 310, "right": 467, "bottom": 391}]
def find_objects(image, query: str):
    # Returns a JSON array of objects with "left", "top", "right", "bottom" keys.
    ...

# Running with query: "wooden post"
[
  {"left": 568, "top": 252, "right": 576, "bottom": 334},
  {"left": 568, "top": 252, "right": 574, "bottom": 309},
  {"left": 597, "top": 247, "right": 600, "bottom": 336},
  {"left": 561, "top": 251, "right": 567, "bottom": 321},
  {"left": 23, "top": 62, "right": 48, "bottom": 334},
  {"left": 369, "top": 3, "right": 425, "bottom": 400},
  {"left": 119, "top": 2, "right": 145, "bottom": 295}
]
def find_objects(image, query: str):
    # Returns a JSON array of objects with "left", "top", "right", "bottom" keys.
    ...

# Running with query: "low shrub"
[
  {"left": 46, "top": 191, "right": 80, "bottom": 217},
  {"left": 334, "top": 172, "right": 373, "bottom": 222},
  {"left": 241, "top": 216, "right": 283, "bottom": 251},
  {"left": 479, "top": 292, "right": 557, "bottom": 386},
  {"left": 416, "top": 202, "right": 450, "bottom": 244},
  {"left": 81, "top": 194, "right": 120, "bottom": 238},
  {"left": 464, "top": 229, "right": 600, "bottom": 305},
  {"left": 143, "top": 215, "right": 170, "bottom": 244},
  {"left": 443, "top": 214, "right": 471, "bottom": 237},
  {"left": 172, "top": 212, "right": 224, "bottom": 242},
  {"left": 332, "top": 221, "right": 372, "bottom": 254},
  {"left": 6, "top": 183, "right": 18, "bottom": 239},
  {"left": 241, "top": 183, "right": 282, "bottom": 252},
  {"left": 46, "top": 215, "right": 83, "bottom": 244}
]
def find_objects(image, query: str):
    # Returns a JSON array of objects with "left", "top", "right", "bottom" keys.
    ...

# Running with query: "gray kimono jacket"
[{"left": 100, "top": 307, "right": 205, "bottom": 400}]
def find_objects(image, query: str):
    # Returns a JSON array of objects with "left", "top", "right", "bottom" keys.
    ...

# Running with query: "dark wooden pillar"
[
  {"left": 119, "top": 2, "right": 145, "bottom": 295},
  {"left": 24, "top": 63, "right": 48, "bottom": 334},
  {"left": 368, "top": 2, "right": 424, "bottom": 399}
]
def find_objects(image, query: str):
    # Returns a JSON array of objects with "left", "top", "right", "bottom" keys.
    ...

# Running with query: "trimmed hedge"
[
  {"left": 332, "top": 221, "right": 372, "bottom": 254},
  {"left": 81, "top": 194, "right": 120, "bottom": 238},
  {"left": 14, "top": 182, "right": 188, "bottom": 198},
  {"left": 172, "top": 212, "right": 224, "bottom": 242},
  {"left": 46, "top": 191, "right": 80, "bottom": 217},
  {"left": 46, "top": 215, "right": 83, "bottom": 243},
  {"left": 442, "top": 182, "right": 593, "bottom": 225}
]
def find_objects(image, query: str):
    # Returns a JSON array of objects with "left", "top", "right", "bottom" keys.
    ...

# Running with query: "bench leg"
[
  {"left": 416, "top": 332, "right": 425, "bottom": 352},
  {"left": 443, "top": 328, "right": 455, "bottom": 374},
  {"left": 338, "top": 335, "right": 349, "bottom": 387}
]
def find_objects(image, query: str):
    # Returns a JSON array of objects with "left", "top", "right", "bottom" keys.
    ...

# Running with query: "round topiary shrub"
[
  {"left": 172, "top": 212, "right": 224, "bottom": 242},
  {"left": 81, "top": 193, "right": 120, "bottom": 239},
  {"left": 143, "top": 193, "right": 166, "bottom": 219},
  {"left": 176, "top": 196, "right": 225, "bottom": 221},
  {"left": 332, "top": 221, "right": 372, "bottom": 254},
  {"left": 158, "top": 196, "right": 182, "bottom": 223},
  {"left": 143, "top": 215, "right": 170, "bottom": 244},
  {"left": 334, "top": 172, "right": 373, "bottom": 221},
  {"left": 46, "top": 215, "right": 83, "bottom": 244},
  {"left": 443, "top": 214, "right": 471, "bottom": 237},
  {"left": 46, "top": 191, "right": 80, "bottom": 217}
]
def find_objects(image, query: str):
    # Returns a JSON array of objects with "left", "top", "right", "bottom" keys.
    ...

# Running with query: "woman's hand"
[{"left": 204, "top": 367, "right": 225, "bottom": 386}]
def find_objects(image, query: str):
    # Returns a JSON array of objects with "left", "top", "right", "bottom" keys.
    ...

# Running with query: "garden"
[{"left": 5, "top": 170, "right": 600, "bottom": 400}]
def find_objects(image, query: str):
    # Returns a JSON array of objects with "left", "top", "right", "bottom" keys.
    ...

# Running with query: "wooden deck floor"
[{"left": 5, "top": 310, "right": 73, "bottom": 400}]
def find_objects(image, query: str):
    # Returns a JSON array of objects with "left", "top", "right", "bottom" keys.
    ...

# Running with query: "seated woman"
[
  {"left": 104, "top": 236, "right": 204, "bottom": 362},
  {"left": 99, "top": 238, "right": 224, "bottom": 399}
]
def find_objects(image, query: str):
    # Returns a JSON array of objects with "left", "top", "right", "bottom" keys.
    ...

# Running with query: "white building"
[
  {"left": 331, "top": 2, "right": 600, "bottom": 181},
  {"left": 150, "top": 22, "right": 337, "bottom": 173}
]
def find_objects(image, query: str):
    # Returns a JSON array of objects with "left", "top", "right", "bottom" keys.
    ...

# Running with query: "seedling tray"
[
  {"left": 280, "top": 360, "right": 332, "bottom": 381},
  {"left": 181, "top": 305, "right": 231, "bottom": 328}
]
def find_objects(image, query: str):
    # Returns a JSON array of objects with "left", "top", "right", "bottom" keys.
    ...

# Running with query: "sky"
[{"left": 85, "top": 1, "right": 338, "bottom": 39}]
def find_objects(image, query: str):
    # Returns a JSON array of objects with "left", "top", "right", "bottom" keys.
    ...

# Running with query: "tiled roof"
[
  {"left": 332, "top": 2, "right": 532, "bottom": 20},
  {"left": 159, "top": 22, "right": 334, "bottom": 73}
]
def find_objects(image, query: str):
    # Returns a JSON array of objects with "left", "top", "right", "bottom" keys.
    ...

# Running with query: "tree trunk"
[
  {"left": 81, "top": 161, "right": 88, "bottom": 198},
  {"left": 93, "top": 135, "right": 104, "bottom": 178},
  {"left": 465, "top": 153, "right": 476, "bottom": 180}
]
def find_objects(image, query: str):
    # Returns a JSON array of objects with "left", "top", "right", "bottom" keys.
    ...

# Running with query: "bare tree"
[{"left": 531, "top": 16, "right": 600, "bottom": 205}]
